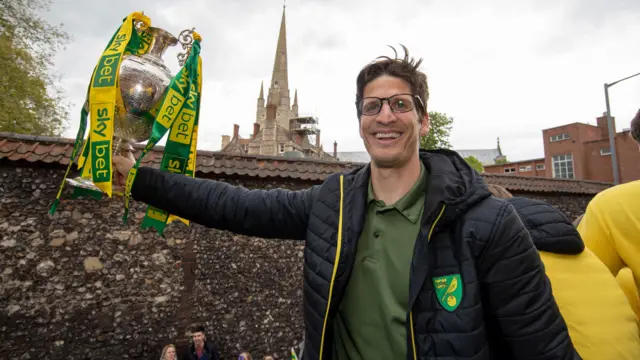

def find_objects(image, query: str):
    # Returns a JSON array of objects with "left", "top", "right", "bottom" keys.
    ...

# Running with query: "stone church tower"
[
  {"left": 256, "top": 7, "right": 298, "bottom": 129},
  {"left": 220, "top": 6, "right": 337, "bottom": 160}
]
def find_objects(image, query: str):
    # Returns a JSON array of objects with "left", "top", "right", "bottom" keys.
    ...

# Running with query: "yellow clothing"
[
  {"left": 618, "top": 267, "right": 640, "bottom": 319},
  {"left": 541, "top": 249, "right": 640, "bottom": 359},
  {"left": 578, "top": 180, "right": 640, "bottom": 299}
]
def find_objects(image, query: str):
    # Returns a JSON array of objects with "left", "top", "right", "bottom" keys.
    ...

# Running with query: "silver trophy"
[{"left": 67, "top": 24, "right": 196, "bottom": 194}]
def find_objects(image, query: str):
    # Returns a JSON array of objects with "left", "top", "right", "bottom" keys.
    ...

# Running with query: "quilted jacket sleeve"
[
  {"left": 131, "top": 166, "right": 319, "bottom": 240},
  {"left": 479, "top": 201, "right": 579, "bottom": 359}
]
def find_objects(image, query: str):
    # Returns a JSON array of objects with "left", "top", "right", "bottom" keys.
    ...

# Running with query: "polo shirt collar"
[{"left": 367, "top": 163, "right": 427, "bottom": 223}]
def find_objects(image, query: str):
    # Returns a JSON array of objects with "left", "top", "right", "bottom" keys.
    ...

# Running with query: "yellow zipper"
[
  {"left": 318, "top": 175, "right": 344, "bottom": 359},
  {"left": 410, "top": 204, "right": 446, "bottom": 360}
]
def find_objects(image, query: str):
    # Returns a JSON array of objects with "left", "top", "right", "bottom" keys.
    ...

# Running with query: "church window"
[{"left": 279, "top": 144, "right": 285, "bottom": 153}]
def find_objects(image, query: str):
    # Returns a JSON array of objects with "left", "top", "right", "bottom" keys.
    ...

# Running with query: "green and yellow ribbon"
[
  {"left": 124, "top": 32, "right": 203, "bottom": 236},
  {"left": 164, "top": 41, "right": 202, "bottom": 228},
  {"left": 88, "top": 11, "right": 150, "bottom": 198},
  {"left": 49, "top": 12, "right": 202, "bottom": 237},
  {"left": 49, "top": 12, "right": 151, "bottom": 215}
]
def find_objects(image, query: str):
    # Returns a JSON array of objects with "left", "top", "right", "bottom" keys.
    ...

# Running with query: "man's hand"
[{"left": 113, "top": 151, "right": 135, "bottom": 189}]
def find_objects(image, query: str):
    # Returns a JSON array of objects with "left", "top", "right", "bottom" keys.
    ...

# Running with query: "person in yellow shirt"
[
  {"left": 618, "top": 267, "right": 640, "bottom": 319},
  {"left": 574, "top": 215, "right": 640, "bottom": 319},
  {"left": 577, "top": 109, "right": 640, "bottom": 318},
  {"left": 487, "top": 184, "right": 640, "bottom": 359}
]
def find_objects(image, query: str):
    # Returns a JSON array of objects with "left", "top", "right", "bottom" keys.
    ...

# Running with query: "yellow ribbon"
[{"left": 87, "top": 12, "right": 150, "bottom": 197}]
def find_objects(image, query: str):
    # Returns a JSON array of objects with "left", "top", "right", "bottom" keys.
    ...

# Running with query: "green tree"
[
  {"left": 464, "top": 155, "right": 484, "bottom": 173},
  {"left": 0, "top": 0, "right": 70, "bottom": 136},
  {"left": 420, "top": 111, "right": 453, "bottom": 150}
]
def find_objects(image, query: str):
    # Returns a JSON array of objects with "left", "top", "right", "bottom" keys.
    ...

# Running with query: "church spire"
[
  {"left": 259, "top": 81, "right": 264, "bottom": 99},
  {"left": 268, "top": 5, "right": 289, "bottom": 105},
  {"left": 292, "top": 89, "right": 299, "bottom": 116}
]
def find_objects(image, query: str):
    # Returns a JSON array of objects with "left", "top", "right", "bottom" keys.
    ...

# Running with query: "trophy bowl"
[{"left": 113, "top": 26, "right": 178, "bottom": 153}]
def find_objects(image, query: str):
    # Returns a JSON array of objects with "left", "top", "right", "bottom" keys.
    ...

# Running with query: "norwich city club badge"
[{"left": 432, "top": 274, "right": 463, "bottom": 312}]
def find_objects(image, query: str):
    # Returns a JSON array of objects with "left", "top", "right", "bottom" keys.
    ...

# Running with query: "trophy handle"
[
  {"left": 134, "top": 19, "right": 149, "bottom": 31},
  {"left": 177, "top": 28, "right": 196, "bottom": 66}
]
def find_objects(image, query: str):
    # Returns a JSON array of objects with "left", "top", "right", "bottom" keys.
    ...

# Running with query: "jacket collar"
[{"left": 348, "top": 148, "right": 491, "bottom": 224}]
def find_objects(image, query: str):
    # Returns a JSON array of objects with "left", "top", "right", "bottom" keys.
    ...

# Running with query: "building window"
[
  {"left": 504, "top": 167, "right": 516, "bottom": 173},
  {"left": 536, "top": 164, "right": 545, "bottom": 170},
  {"left": 519, "top": 165, "right": 532, "bottom": 172},
  {"left": 552, "top": 153, "right": 574, "bottom": 179},
  {"left": 278, "top": 144, "right": 285, "bottom": 153},
  {"left": 600, "top": 148, "right": 611, "bottom": 156},
  {"left": 550, "top": 133, "right": 571, "bottom": 142}
]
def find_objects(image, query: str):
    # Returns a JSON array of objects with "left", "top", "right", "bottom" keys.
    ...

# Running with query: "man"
[
  {"left": 114, "top": 46, "right": 577, "bottom": 359},
  {"left": 488, "top": 185, "right": 640, "bottom": 359},
  {"left": 578, "top": 109, "right": 640, "bottom": 315},
  {"left": 184, "top": 325, "right": 220, "bottom": 360}
]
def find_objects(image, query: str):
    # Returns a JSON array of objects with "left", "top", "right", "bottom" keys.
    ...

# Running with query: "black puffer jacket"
[
  {"left": 506, "top": 197, "right": 585, "bottom": 255},
  {"left": 183, "top": 341, "right": 220, "bottom": 360},
  {"left": 132, "top": 149, "right": 579, "bottom": 360}
]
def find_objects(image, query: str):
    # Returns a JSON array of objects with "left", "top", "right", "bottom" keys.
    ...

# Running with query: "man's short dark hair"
[
  {"left": 631, "top": 108, "right": 640, "bottom": 143},
  {"left": 191, "top": 324, "right": 206, "bottom": 333},
  {"left": 355, "top": 45, "right": 429, "bottom": 118}
]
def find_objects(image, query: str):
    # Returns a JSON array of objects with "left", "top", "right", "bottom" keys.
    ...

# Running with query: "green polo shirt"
[{"left": 333, "top": 163, "right": 427, "bottom": 360}]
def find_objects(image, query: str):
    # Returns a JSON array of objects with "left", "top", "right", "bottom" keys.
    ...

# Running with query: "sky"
[{"left": 43, "top": 0, "right": 640, "bottom": 161}]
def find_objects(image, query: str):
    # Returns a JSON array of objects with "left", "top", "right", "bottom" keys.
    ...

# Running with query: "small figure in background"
[
  {"left": 184, "top": 325, "right": 220, "bottom": 360},
  {"left": 159, "top": 344, "right": 178, "bottom": 360}
]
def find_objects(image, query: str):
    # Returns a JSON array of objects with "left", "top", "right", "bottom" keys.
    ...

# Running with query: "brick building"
[
  {"left": 486, "top": 157, "right": 548, "bottom": 177},
  {"left": 485, "top": 114, "right": 640, "bottom": 183}
]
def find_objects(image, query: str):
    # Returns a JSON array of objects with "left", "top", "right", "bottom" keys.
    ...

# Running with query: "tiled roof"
[
  {"left": 484, "top": 157, "right": 545, "bottom": 168},
  {"left": 0, "top": 132, "right": 611, "bottom": 194},
  {"left": 455, "top": 148, "right": 502, "bottom": 165},
  {"left": 336, "top": 151, "right": 370, "bottom": 163},
  {"left": 480, "top": 173, "right": 610, "bottom": 194},
  {"left": 0, "top": 132, "right": 356, "bottom": 181}
]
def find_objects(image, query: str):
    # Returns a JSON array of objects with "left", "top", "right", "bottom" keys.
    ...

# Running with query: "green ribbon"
[
  {"left": 68, "top": 23, "right": 152, "bottom": 202},
  {"left": 123, "top": 37, "right": 201, "bottom": 227},
  {"left": 48, "top": 105, "right": 89, "bottom": 215},
  {"left": 139, "top": 40, "right": 202, "bottom": 236},
  {"left": 49, "top": 16, "right": 152, "bottom": 215}
]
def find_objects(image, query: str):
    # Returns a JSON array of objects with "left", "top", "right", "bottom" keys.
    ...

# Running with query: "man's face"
[
  {"left": 192, "top": 331, "right": 205, "bottom": 347},
  {"left": 359, "top": 75, "right": 429, "bottom": 168}
]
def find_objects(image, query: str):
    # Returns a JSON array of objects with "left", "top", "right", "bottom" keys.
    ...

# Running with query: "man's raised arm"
[{"left": 125, "top": 165, "right": 318, "bottom": 241}]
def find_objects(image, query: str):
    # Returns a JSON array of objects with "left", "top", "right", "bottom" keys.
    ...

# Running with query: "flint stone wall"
[
  {"left": 0, "top": 163, "right": 593, "bottom": 360},
  {"left": 512, "top": 192, "right": 591, "bottom": 222}
]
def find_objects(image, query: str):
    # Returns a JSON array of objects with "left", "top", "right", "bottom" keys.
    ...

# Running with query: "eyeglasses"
[{"left": 356, "top": 93, "right": 424, "bottom": 116}]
